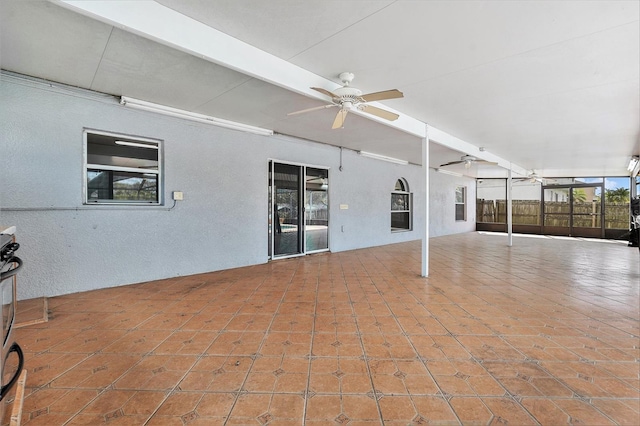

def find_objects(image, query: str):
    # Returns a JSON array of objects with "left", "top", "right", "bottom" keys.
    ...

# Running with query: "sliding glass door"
[
  {"left": 269, "top": 161, "right": 329, "bottom": 259},
  {"left": 542, "top": 183, "right": 604, "bottom": 238}
]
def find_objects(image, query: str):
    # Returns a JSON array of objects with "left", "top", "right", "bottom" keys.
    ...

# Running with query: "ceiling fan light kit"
[{"left": 288, "top": 72, "right": 403, "bottom": 129}]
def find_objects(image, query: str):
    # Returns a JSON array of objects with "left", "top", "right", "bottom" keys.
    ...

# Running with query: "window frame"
[
  {"left": 455, "top": 186, "right": 466, "bottom": 221},
  {"left": 83, "top": 129, "right": 163, "bottom": 205},
  {"left": 391, "top": 178, "right": 412, "bottom": 232}
]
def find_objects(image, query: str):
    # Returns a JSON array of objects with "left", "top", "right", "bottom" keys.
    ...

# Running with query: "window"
[
  {"left": 84, "top": 130, "right": 162, "bottom": 204},
  {"left": 391, "top": 178, "right": 412, "bottom": 231},
  {"left": 455, "top": 186, "right": 466, "bottom": 221}
]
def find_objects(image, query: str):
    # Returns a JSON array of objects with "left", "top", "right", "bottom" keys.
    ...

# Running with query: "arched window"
[{"left": 391, "top": 178, "right": 412, "bottom": 231}]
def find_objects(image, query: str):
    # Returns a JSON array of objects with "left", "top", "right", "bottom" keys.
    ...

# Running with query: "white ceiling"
[{"left": 1, "top": 0, "right": 638, "bottom": 178}]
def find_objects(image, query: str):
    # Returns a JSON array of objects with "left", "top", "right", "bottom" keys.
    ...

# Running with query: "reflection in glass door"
[
  {"left": 271, "top": 163, "right": 302, "bottom": 257},
  {"left": 269, "top": 161, "right": 329, "bottom": 259},
  {"left": 305, "top": 168, "right": 329, "bottom": 252}
]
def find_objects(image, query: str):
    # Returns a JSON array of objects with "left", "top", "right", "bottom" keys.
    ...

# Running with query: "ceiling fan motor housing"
[{"left": 333, "top": 86, "right": 364, "bottom": 102}]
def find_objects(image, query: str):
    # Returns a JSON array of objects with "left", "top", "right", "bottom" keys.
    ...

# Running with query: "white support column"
[
  {"left": 421, "top": 125, "right": 430, "bottom": 277},
  {"left": 507, "top": 166, "right": 513, "bottom": 247}
]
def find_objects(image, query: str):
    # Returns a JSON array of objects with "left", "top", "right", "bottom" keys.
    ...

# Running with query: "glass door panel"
[
  {"left": 273, "top": 163, "right": 302, "bottom": 257},
  {"left": 305, "top": 168, "right": 329, "bottom": 252},
  {"left": 572, "top": 186, "right": 603, "bottom": 237},
  {"left": 572, "top": 186, "right": 601, "bottom": 228},
  {"left": 543, "top": 187, "right": 570, "bottom": 235}
]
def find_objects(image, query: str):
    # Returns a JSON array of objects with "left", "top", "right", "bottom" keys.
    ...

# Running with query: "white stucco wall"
[
  {"left": 1, "top": 76, "right": 475, "bottom": 300},
  {"left": 429, "top": 170, "right": 477, "bottom": 237}
]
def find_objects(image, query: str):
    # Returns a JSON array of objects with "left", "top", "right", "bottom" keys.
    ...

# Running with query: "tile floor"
[{"left": 8, "top": 232, "right": 640, "bottom": 425}]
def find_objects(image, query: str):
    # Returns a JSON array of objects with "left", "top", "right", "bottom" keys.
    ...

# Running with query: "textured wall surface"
[
  {"left": 0, "top": 77, "right": 474, "bottom": 300},
  {"left": 429, "top": 168, "right": 477, "bottom": 237}
]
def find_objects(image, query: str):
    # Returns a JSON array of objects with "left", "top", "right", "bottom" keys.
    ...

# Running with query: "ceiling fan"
[
  {"left": 514, "top": 171, "right": 553, "bottom": 184},
  {"left": 439, "top": 155, "right": 498, "bottom": 169},
  {"left": 515, "top": 172, "right": 542, "bottom": 183},
  {"left": 287, "top": 72, "right": 403, "bottom": 129}
]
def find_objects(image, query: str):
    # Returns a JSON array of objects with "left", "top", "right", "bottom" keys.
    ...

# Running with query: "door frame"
[{"left": 269, "top": 159, "right": 330, "bottom": 260}]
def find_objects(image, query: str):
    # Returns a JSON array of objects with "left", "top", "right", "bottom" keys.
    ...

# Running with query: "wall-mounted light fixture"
[
  {"left": 436, "top": 168, "right": 463, "bottom": 177},
  {"left": 120, "top": 96, "right": 274, "bottom": 136},
  {"left": 358, "top": 151, "right": 408, "bottom": 165},
  {"left": 628, "top": 156, "right": 640, "bottom": 176}
]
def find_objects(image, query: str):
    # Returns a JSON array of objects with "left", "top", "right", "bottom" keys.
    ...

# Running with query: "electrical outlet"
[{"left": 172, "top": 191, "right": 184, "bottom": 201}]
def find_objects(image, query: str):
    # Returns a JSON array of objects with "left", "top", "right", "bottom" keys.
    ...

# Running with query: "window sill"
[
  {"left": 391, "top": 228, "right": 412, "bottom": 233},
  {"left": 84, "top": 201, "right": 161, "bottom": 206}
]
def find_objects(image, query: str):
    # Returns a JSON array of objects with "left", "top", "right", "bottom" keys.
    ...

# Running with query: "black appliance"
[
  {"left": 631, "top": 197, "right": 640, "bottom": 248},
  {"left": 0, "top": 234, "right": 24, "bottom": 411}
]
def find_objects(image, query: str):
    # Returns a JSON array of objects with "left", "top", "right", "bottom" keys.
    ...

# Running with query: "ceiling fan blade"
[
  {"left": 476, "top": 160, "right": 499, "bottom": 166},
  {"left": 311, "top": 87, "right": 339, "bottom": 99},
  {"left": 287, "top": 104, "right": 336, "bottom": 116},
  {"left": 332, "top": 109, "right": 348, "bottom": 129},
  {"left": 361, "top": 89, "right": 404, "bottom": 102},
  {"left": 439, "top": 160, "right": 464, "bottom": 167},
  {"left": 360, "top": 105, "right": 399, "bottom": 121}
]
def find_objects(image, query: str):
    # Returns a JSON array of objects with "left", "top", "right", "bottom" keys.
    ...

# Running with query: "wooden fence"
[
  {"left": 605, "top": 203, "right": 630, "bottom": 229},
  {"left": 477, "top": 200, "right": 629, "bottom": 229}
]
